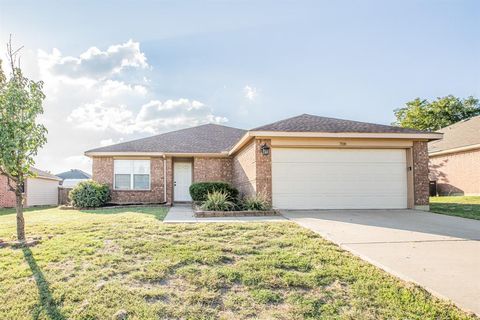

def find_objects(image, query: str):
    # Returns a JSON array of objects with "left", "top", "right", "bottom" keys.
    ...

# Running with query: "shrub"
[
  {"left": 189, "top": 181, "right": 238, "bottom": 202},
  {"left": 242, "top": 194, "right": 271, "bottom": 211},
  {"left": 201, "top": 191, "right": 236, "bottom": 211},
  {"left": 69, "top": 180, "right": 111, "bottom": 208}
]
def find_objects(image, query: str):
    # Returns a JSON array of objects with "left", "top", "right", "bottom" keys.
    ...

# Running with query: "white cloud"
[
  {"left": 33, "top": 39, "right": 227, "bottom": 174},
  {"left": 100, "top": 138, "right": 125, "bottom": 146},
  {"left": 100, "top": 80, "right": 147, "bottom": 98},
  {"left": 244, "top": 85, "right": 258, "bottom": 101},
  {"left": 68, "top": 98, "right": 228, "bottom": 134},
  {"left": 64, "top": 156, "right": 93, "bottom": 174},
  {"left": 39, "top": 39, "right": 148, "bottom": 80}
]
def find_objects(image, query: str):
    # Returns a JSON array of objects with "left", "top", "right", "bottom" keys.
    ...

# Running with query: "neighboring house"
[
  {"left": 56, "top": 169, "right": 92, "bottom": 188},
  {"left": 0, "top": 167, "right": 61, "bottom": 208},
  {"left": 428, "top": 115, "right": 480, "bottom": 196},
  {"left": 85, "top": 114, "right": 442, "bottom": 210}
]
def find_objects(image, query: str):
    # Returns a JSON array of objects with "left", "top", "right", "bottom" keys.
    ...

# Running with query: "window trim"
[{"left": 113, "top": 159, "right": 151, "bottom": 191}]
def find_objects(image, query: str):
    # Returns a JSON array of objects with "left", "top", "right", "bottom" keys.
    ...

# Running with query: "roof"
[
  {"left": 86, "top": 114, "right": 441, "bottom": 156},
  {"left": 86, "top": 124, "right": 246, "bottom": 154},
  {"left": 56, "top": 169, "right": 91, "bottom": 180},
  {"left": 31, "top": 167, "right": 62, "bottom": 181},
  {"left": 428, "top": 116, "right": 480, "bottom": 154},
  {"left": 251, "top": 114, "right": 429, "bottom": 134}
]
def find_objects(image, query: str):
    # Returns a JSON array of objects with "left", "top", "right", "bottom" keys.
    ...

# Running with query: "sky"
[{"left": 0, "top": 0, "right": 479, "bottom": 174}]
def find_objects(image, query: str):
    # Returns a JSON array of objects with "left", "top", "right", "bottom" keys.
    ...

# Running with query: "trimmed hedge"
[
  {"left": 189, "top": 181, "right": 239, "bottom": 202},
  {"left": 69, "top": 180, "right": 111, "bottom": 208}
]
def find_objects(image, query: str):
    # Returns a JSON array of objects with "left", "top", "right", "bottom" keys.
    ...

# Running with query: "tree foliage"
[
  {"left": 393, "top": 95, "right": 480, "bottom": 131},
  {"left": 0, "top": 38, "right": 47, "bottom": 240}
]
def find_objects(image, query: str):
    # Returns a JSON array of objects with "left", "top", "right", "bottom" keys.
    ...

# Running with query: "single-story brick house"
[
  {"left": 85, "top": 114, "right": 442, "bottom": 210},
  {"left": 429, "top": 115, "right": 480, "bottom": 196},
  {"left": 0, "top": 168, "right": 61, "bottom": 208}
]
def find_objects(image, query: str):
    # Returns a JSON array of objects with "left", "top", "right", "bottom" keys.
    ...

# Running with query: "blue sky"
[{"left": 1, "top": 0, "right": 479, "bottom": 173}]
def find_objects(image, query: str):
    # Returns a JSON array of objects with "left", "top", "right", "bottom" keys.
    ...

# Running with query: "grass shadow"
[
  {"left": 22, "top": 246, "right": 66, "bottom": 320},
  {"left": 79, "top": 206, "right": 169, "bottom": 221},
  {"left": 0, "top": 206, "right": 56, "bottom": 217}
]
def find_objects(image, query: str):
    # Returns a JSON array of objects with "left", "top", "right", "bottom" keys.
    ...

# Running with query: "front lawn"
[
  {"left": 0, "top": 207, "right": 476, "bottom": 319},
  {"left": 430, "top": 196, "right": 480, "bottom": 220}
]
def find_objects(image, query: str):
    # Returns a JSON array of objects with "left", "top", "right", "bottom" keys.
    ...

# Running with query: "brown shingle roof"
[
  {"left": 87, "top": 124, "right": 246, "bottom": 154},
  {"left": 251, "top": 114, "right": 429, "bottom": 133},
  {"left": 428, "top": 116, "right": 480, "bottom": 153}
]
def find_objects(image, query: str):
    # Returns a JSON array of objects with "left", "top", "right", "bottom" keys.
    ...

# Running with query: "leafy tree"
[
  {"left": 0, "top": 38, "right": 47, "bottom": 241},
  {"left": 394, "top": 95, "right": 480, "bottom": 131}
]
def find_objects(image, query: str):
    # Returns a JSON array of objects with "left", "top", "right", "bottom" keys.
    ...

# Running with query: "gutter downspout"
[{"left": 163, "top": 155, "right": 167, "bottom": 204}]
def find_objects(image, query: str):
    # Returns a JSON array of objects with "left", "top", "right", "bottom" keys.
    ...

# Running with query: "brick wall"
[
  {"left": 413, "top": 141, "right": 430, "bottom": 206},
  {"left": 92, "top": 157, "right": 165, "bottom": 204},
  {"left": 0, "top": 174, "right": 16, "bottom": 207},
  {"left": 255, "top": 139, "right": 272, "bottom": 204},
  {"left": 429, "top": 149, "right": 480, "bottom": 196},
  {"left": 232, "top": 140, "right": 256, "bottom": 197},
  {"left": 193, "top": 157, "right": 232, "bottom": 183}
]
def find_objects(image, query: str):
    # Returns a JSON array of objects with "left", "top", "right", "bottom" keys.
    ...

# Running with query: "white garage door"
[{"left": 272, "top": 148, "right": 408, "bottom": 209}]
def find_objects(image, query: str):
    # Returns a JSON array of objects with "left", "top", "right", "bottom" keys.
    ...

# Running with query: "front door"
[{"left": 174, "top": 161, "right": 192, "bottom": 201}]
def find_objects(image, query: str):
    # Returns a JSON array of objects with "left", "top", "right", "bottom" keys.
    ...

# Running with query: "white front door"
[{"left": 174, "top": 162, "right": 192, "bottom": 201}]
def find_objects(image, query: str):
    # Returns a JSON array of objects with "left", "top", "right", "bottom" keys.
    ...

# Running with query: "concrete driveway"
[{"left": 281, "top": 209, "right": 480, "bottom": 315}]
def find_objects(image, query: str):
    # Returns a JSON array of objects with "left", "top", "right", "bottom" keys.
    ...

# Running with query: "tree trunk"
[{"left": 16, "top": 192, "right": 25, "bottom": 241}]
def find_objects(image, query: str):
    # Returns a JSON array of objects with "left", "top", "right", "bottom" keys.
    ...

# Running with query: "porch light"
[{"left": 260, "top": 143, "right": 270, "bottom": 156}]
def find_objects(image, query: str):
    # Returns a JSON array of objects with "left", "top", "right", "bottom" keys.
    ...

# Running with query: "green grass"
[
  {"left": 430, "top": 196, "right": 480, "bottom": 220},
  {"left": 0, "top": 207, "right": 476, "bottom": 319}
]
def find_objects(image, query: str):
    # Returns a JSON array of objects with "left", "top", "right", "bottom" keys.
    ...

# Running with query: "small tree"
[
  {"left": 0, "top": 37, "right": 47, "bottom": 241},
  {"left": 394, "top": 95, "right": 480, "bottom": 131}
]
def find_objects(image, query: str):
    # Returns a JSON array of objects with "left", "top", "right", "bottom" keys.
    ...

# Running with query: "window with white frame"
[{"left": 114, "top": 160, "right": 150, "bottom": 190}]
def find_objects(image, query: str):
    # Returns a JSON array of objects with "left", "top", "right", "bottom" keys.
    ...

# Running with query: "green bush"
[
  {"left": 201, "top": 191, "right": 236, "bottom": 211},
  {"left": 242, "top": 194, "right": 271, "bottom": 211},
  {"left": 69, "top": 180, "right": 111, "bottom": 208},
  {"left": 189, "top": 181, "right": 238, "bottom": 202}
]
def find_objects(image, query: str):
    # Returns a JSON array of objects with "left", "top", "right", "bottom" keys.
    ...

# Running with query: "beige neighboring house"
[
  {"left": 429, "top": 115, "right": 480, "bottom": 196},
  {"left": 85, "top": 114, "right": 442, "bottom": 210},
  {"left": 0, "top": 167, "right": 62, "bottom": 208}
]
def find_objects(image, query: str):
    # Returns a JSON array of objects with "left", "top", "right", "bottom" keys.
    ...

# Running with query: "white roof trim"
[
  {"left": 429, "top": 143, "right": 480, "bottom": 157},
  {"left": 228, "top": 131, "right": 443, "bottom": 155},
  {"left": 85, "top": 151, "right": 230, "bottom": 158}
]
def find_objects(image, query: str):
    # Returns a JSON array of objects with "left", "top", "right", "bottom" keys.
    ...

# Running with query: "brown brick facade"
[
  {"left": 193, "top": 157, "right": 232, "bottom": 183},
  {"left": 92, "top": 157, "right": 165, "bottom": 204},
  {"left": 413, "top": 141, "right": 430, "bottom": 206},
  {"left": 232, "top": 140, "right": 256, "bottom": 197},
  {"left": 254, "top": 139, "right": 272, "bottom": 203},
  {"left": 0, "top": 175, "right": 16, "bottom": 207},
  {"left": 429, "top": 149, "right": 480, "bottom": 196}
]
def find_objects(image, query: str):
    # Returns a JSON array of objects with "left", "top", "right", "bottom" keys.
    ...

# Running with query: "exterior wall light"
[{"left": 260, "top": 143, "right": 270, "bottom": 156}]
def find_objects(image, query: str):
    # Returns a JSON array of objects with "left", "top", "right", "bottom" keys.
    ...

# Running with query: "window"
[{"left": 114, "top": 160, "right": 150, "bottom": 190}]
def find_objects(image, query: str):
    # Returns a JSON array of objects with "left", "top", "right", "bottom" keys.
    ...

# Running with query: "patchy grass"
[
  {"left": 0, "top": 207, "right": 476, "bottom": 319},
  {"left": 430, "top": 196, "right": 480, "bottom": 220}
]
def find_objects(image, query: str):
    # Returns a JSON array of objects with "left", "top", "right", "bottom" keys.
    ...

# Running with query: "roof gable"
[{"left": 56, "top": 169, "right": 92, "bottom": 180}]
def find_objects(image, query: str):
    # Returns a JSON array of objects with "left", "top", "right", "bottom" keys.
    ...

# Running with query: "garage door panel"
[
  {"left": 272, "top": 148, "right": 407, "bottom": 209},
  {"left": 273, "top": 194, "right": 407, "bottom": 209},
  {"left": 273, "top": 148, "right": 406, "bottom": 163}
]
